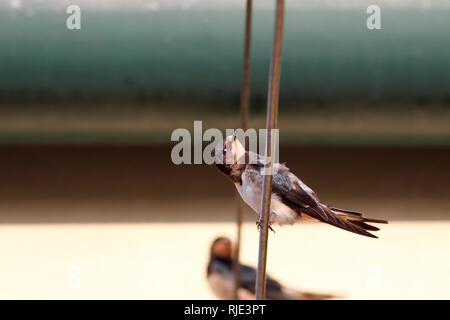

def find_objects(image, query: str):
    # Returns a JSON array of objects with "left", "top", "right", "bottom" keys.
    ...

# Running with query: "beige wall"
[
  {"left": 0, "top": 214, "right": 448, "bottom": 299},
  {"left": 0, "top": 146, "right": 448, "bottom": 299}
]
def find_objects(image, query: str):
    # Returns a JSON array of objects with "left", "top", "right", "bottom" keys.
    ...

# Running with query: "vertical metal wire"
[
  {"left": 233, "top": 193, "right": 243, "bottom": 300},
  {"left": 240, "top": 0, "right": 252, "bottom": 132},
  {"left": 255, "top": 0, "right": 285, "bottom": 300},
  {"left": 233, "top": 0, "right": 253, "bottom": 300}
]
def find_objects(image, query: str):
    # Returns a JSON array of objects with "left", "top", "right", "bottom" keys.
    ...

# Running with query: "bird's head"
[
  {"left": 211, "top": 134, "right": 246, "bottom": 164},
  {"left": 210, "top": 237, "right": 232, "bottom": 260},
  {"left": 207, "top": 236, "right": 233, "bottom": 275},
  {"left": 212, "top": 135, "right": 247, "bottom": 183}
]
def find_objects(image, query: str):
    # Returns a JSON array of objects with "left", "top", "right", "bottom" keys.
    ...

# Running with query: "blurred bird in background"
[{"left": 207, "top": 237, "right": 337, "bottom": 300}]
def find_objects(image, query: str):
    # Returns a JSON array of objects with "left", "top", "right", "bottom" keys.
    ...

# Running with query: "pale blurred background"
[
  {"left": 0, "top": 145, "right": 449, "bottom": 299},
  {"left": 0, "top": 0, "right": 449, "bottom": 299}
]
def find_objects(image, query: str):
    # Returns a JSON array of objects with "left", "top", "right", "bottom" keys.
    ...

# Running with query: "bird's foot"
[{"left": 256, "top": 219, "right": 275, "bottom": 233}]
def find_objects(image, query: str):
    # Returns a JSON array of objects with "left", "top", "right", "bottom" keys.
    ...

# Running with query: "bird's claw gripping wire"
[{"left": 256, "top": 219, "right": 275, "bottom": 233}]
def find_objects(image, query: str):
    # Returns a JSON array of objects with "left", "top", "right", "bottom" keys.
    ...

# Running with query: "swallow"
[
  {"left": 213, "top": 135, "right": 388, "bottom": 238},
  {"left": 207, "top": 237, "right": 337, "bottom": 300}
]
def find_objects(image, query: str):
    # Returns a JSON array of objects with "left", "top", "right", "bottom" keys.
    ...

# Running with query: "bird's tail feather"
[
  {"left": 300, "top": 292, "right": 340, "bottom": 300},
  {"left": 302, "top": 205, "right": 380, "bottom": 238},
  {"left": 282, "top": 287, "right": 340, "bottom": 300},
  {"left": 328, "top": 206, "right": 388, "bottom": 237},
  {"left": 350, "top": 220, "right": 380, "bottom": 231},
  {"left": 329, "top": 206, "right": 388, "bottom": 224},
  {"left": 362, "top": 217, "right": 388, "bottom": 224}
]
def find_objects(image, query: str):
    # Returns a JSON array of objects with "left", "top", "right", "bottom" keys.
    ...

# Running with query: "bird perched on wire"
[
  {"left": 207, "top": 237, "right": 336, "bottom": 300},
  {"left": 213, "top": 135, "right": 387, "bottom": 238}
]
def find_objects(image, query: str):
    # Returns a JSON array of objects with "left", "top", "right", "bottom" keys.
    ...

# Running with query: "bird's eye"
[{"left": 223, "top": 148, "right": 227, "bottom": 154}]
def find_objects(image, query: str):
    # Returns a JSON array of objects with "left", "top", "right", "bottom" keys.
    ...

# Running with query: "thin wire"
[
  {"left": 240, "top": 0, "right": 252, "bottom": 131},
  {"left": 255, "top": 0, "right": 285, "bottom": 300},
  {"left": 233, "top": 0, "right": 253, "bottom": 300}
]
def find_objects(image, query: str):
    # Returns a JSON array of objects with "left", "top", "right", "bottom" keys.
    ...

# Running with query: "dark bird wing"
[
  {"left": 240, "top": 264, "right": 336, "bottom": 300},
  {"left": 239, "top": 264, "right": 290, "bottom": 300},
  {"left": 207, "top": 258, "right": 286, "bottom": 299},
  {"left": 208, "top": 258, "right": 336, "bottom": 300},
  {"left": 271, "top": 164, "right": 387, "bottom": 238}
]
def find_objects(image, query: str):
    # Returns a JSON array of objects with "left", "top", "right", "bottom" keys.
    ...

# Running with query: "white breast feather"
[{"left": 234, "top": 177, "right": 298, "bottom": 226}]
